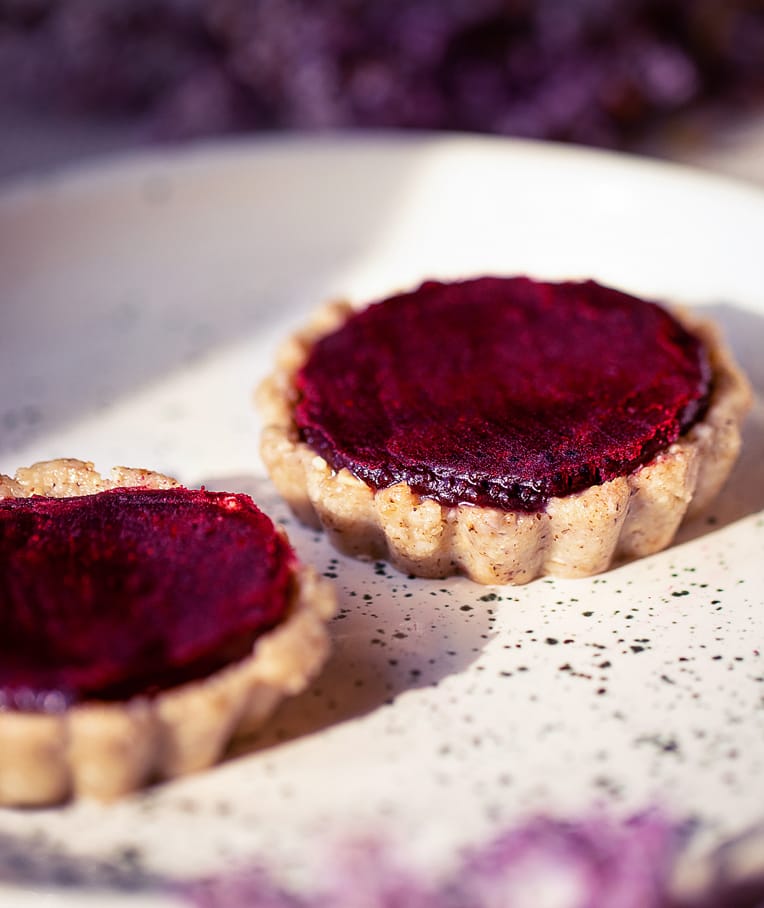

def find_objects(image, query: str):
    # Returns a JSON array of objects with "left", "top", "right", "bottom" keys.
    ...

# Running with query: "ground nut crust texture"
[
  {"left": 0, "top": 459, "right": 336, "bottom": 806},
  {"left": 258, "top": 283, "right": 752, "bottom": 586}
]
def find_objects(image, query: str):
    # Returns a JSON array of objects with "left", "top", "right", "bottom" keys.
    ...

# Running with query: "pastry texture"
[
  {"left": 0, "top": 459, "right": 335, "bottom": 805},
  {"left": 258, "top": 279, "right": 751, "bottom": 584}
]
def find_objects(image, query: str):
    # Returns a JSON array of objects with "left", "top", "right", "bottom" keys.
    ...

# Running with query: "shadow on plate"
[
  {"left": 0, "top": 828, "right": 164, "bottom": 893},
  {"left": 199, "top": 474, "right": 494, "bottom": 759},
  {"left": 0, "top": 139, "right": 437, "bottom": 460}
]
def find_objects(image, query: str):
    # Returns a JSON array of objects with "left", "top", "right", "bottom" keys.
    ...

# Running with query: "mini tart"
[
  {"left": 0, "top": 458, "right": 335, "bottom": 806},
  {"left": 258, "top": 277, "right": 751, "bottom": 585}
]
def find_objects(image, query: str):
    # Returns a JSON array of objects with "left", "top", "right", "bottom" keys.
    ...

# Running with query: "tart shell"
[
  {"left": 0, "top": 459, "right": 336, "bottom": 806},
  {"left": 258, "top": 299, "right": 752, "bottom": 585}
]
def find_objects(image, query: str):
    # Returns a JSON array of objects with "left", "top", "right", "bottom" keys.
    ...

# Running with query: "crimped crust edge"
[{"left": 257, "top": 299, "right": 752, "bottom": 586}]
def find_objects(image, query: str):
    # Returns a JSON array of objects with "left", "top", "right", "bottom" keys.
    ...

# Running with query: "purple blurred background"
[{"left": 1, "top": 0, "right": 762, "bottom": 151}]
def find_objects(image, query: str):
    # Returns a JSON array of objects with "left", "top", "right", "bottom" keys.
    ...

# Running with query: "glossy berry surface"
[
  {"left": 295, "top": 277, "right": 710, "bottom": 511},
  {"left": 0, "top": 487, "right": 294, "bottom": 709}
]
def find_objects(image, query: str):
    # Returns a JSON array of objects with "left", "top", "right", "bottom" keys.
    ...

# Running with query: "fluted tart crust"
[
  {"left": 0, "top": 459, "right": 335, "bottom": 806},
  {"left": 258, "top": 280, "right": 751, "bottom": 585}
]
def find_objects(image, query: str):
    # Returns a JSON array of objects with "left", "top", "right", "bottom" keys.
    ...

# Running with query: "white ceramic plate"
[{"left": 0, "top": 135, "right": 763, "bottom": 906}]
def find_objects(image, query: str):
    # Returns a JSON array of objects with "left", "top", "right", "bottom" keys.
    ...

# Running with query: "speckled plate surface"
[{"left": 0, "top": 134, "right": 762, "bottom": 906}]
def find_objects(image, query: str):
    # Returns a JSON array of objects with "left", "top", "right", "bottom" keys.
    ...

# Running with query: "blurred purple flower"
[
  {"left": 180, "top": 812, "right": 678, "bottom": 908},
  {"left": 457, "top": 813, "right": 675, "bottom": 908},
  {"left": 0, "top": 0, "right": 762, "bottom": 145}
]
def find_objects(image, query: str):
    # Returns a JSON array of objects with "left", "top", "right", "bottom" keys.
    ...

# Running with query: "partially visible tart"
[
  {"left": 0, "top": 458, "right": 335, "bottom": 806},
  {"left": 258, "top": 277, "right": 751, "bottom": 584}
]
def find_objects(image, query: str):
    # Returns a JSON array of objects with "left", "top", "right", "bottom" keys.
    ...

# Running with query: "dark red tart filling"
[
  {"left": 294, "top": 277, "right": 711, "bottom": 512},
  {"left": 0, "top": 488, "right": 294, "bottom": 710}
]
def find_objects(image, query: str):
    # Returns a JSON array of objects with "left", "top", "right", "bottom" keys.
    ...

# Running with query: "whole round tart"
[
  {"left": 258, "top": 277, "right": 751, "bottom": 584},
  {"left": 0, "top": 459, "right": 336, "bottom": 806}
]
